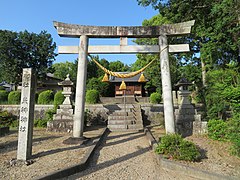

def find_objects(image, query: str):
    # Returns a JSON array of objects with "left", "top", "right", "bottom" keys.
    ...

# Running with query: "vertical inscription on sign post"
[{"left": 17, "top": 68, "right": 36, "bottom": 160}]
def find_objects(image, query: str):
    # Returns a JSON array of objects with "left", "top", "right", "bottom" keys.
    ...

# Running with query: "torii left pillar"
[{"left": 73, "top": 35, "right": 88, "bottom": 138}]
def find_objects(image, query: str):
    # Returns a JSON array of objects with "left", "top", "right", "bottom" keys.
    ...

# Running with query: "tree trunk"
[{"left": 201, "top": 59, "right": 207, "bottom": 87}]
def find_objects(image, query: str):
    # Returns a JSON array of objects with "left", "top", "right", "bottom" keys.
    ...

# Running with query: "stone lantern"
[
  {"left": 175, "top": 78, "right": 192, "bottom": 105},
  {"left": 58, "top": 74, "right": 73, "bottom": 108},
  {"left": 175, "top": 78, "right": 194, "bottom": 137},
  {"left": 47, "top": 74, "right": 74, "bottom": 132}
]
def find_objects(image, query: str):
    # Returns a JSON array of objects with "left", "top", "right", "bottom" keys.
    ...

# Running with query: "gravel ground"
[
  {"left": 2, "top": 126, "right": 239, "bottom": 179},
  {"left": 150, "top": 125, "right": 240, "bottom": 178},
  {"left": 67, "top": 131, "right": 195, "bottom": 180},
  {"left": 0, "top": 127, "right": 105, "bottom": 179}
]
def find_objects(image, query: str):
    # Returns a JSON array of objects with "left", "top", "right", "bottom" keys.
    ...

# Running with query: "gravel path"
[{"left": 67, "top": 131, "right": 194, "bottom": 180}]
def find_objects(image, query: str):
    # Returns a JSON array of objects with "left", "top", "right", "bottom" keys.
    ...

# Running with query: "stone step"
[
  {"left": 108, "top": 124, "right": 128, "bottom": 129},
  {"left": 108, "top": 113, "right": 142, "bottom": 120},
  {"left": 111, "top": 112, "right": 128, "bottom": 116},
  {"left": 109, "top": 109, "right": 141, "bottom": 114},
  {"left": 128, "top": 124, "right": 143, "bottom": 129},
  {"left": 108, "top": 116, "right": 136, "bottom": 121},
  {"left": 107, "top": 104, "right": 143, "bottom": 132},
  {"left": 111, "top": 111, "right": 141, "bottom": 116},
  {"left": 108, "top": 120, "right": 140, "bottom": 125},
  {"left": 108, "top": 124, "right": 143, "bottom": 132}
]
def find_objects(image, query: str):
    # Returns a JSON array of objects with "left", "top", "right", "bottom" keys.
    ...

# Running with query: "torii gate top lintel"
[{"left": 53, "top": 20, "right": 195, "bottom": 38}]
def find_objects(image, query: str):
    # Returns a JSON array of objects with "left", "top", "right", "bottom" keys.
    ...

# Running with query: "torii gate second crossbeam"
[{"left": 54, "top": 20, "right": 195, "bottom": 138}]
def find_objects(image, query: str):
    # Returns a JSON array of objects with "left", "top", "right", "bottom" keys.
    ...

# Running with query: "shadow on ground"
[
  {"left": 0, "top": 135, "right": 61, "bottom": 154},
  {"left": 67, "top": 131, "right": 150, "bottom": 179}
]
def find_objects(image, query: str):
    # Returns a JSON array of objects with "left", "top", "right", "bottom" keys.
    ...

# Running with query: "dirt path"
[{"left": 67, "top": 131, "right": 194, "bottom": 180}]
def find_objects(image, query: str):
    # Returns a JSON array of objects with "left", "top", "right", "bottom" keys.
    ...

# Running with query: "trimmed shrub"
[
  {"left": 150, "top": 92, "right": 162, "bottom": 104},
  {"left": 45, "top": 108, "right": 56, "bottom": 121},
  {"left": 0, "top": 90, "right": 9, "bottom": 104},
  {"left": 37, "top": 90, "right": 54, "bottom": 104},
  {"left": 155, "top": 134, "right": 201, "bottom": 162},
  {"left": 207, "top": 119, "right": 228, "bottom": 141},
  {"left": 8, "top": 91, "right": 21, "bottom": 104},
  {"left": 34, "top": 119, "right": 49, "bottom": 128},
  {"left": 0, "top": 110, "right": 18, "bottom": 127},
  {"left": 54, "top": 91, "right": 65, "bottom": 110},
  {"left": 86, "top": 89, "right": 100, "bottom": 104}
]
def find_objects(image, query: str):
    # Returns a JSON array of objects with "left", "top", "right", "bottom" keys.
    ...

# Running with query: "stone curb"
[
  {"left": 35, "top": 128, "right": 109, "bottom": 180},
  {"left": 144, "top": 127, "right": 238, "bottom": 180}
]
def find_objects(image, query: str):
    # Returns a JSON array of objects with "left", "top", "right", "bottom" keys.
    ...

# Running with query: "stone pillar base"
[
  {"left": 62, "top": 136, "right": 90, "bottom": 145},
  {"left": 47, "top": 119, "right": 73, "bottom": 133}
]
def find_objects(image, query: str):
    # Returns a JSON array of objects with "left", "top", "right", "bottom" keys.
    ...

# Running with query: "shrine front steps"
[{"left": 107, "top": 104, "right": 143, "bottom": 132}]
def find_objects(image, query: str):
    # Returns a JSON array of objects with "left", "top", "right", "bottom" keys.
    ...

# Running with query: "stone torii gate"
[{"left": 54, "top": 20, "right": 195, "bottom": 139}]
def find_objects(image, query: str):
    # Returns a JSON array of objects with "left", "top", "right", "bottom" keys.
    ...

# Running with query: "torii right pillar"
[{"left": 159, "top": 35, "right": 175, "bottom": 134}]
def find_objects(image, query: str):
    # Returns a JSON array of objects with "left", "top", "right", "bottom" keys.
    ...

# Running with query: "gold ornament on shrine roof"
[
  {"left": 102, "top": 73, "right": 109, "bottom": 82},
  {"left": 119, "top": 80, "right": 127, "bottom": 90},
  {"left": 138, "top": 73, "right": 146, "bottom": 82}
]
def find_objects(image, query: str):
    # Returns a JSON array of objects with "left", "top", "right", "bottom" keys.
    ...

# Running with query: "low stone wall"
[
  {"left": 0, "top": 105, "right": 54, "bottom": 120},
  {"left": 140, "top": 104, "right": 164, "bottom": 126},
  {"left": 85, "top": 104, "right": 109, "bottom": 125},
  {"left": 0, "top": 104, "right": 207, "bottom": 134}
]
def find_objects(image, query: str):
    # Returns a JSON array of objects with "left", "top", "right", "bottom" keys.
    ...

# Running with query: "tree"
[
  {"left": 109, "top": 61, "right": 129, "bottom": 72},
  {"left": 137, "top": 0, "right": 240, "bottom": 86},
  {"left": 86, "top": 77, "right": 110, "bottom": 97},
  {"left": 52, "top": 60, "right": 77, "bottom": 83},
  {"left": 131, "top": 14, "right": 182, "bottom": 94},
  {"left": 0, "top": 30, "right": 56, "bottom": 84},
  {"left": 0, "top": 30, "right": 18, "bottom": 83},
  {"left": 205, "top": 65, "right": 240, "bottom": 119}
]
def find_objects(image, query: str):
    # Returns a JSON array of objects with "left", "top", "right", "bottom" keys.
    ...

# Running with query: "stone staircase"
[{"left": 107, "top": 104, "right": 143, "bottom": 131}]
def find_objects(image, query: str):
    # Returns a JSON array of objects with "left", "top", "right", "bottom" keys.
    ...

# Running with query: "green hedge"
[
  {"left": 86, "top": 89, "right": 100, "bottom": 104},
  {"left": 0, "top": 110, "right": 17, "bottom": 127},
  {"left": 155, "top": 134, "right": 201, "bottom": 162},
  {"left": 150, "top": 92, "right": 162, "bottom": 104},
  {"left": 54, "top": 91, "right": 65, "bottom": 109},
  {"left": 8, "top": 91, "right": 21, "bottom": 104},
  {"left": 37, "top": 90, "right": 54, "bottom": 104},
  {"left": 0, "top": 90, "right": 9, "bottom": 104}
]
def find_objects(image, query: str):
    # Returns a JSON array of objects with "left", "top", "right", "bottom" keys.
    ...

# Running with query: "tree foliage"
[
  {"left": 132, "top": 14, "right": 182, "bottom": 93},
  {"left": 52, "top": 60, "right": 77, "bottom": 83},
  {"left": 137, "top": 0, "right": 240, "bottom": 69},
  {"left": 205, "top": 65, "right": 240, "bottom": 119},
  {"left": 0, "top": 30, "right": 56, "bottom": 84}
]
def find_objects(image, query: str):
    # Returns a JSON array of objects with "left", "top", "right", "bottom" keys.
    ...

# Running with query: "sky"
[{"left": 0, "top": 0, "right": 158, "bottom": 65}]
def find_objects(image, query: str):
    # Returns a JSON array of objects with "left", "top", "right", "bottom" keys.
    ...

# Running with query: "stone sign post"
[{"left": 17, "top": 68, "right": 36, "bottom": 160}]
